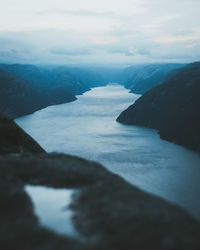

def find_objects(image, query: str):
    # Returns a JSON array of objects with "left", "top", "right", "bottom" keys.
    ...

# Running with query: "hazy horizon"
[{"left": 0, "top": 0, "right": 200, "bottom": 65}]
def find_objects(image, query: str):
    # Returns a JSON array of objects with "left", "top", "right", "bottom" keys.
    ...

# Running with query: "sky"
[{"left": 0, "top": 0, "right": 200, "bottom": 66}]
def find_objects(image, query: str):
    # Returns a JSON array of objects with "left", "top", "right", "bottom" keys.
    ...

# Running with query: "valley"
[{"left": 16, "top": 85, "right": 200, "bottom": 220}]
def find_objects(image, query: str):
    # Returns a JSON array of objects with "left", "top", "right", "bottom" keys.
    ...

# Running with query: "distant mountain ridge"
[
  {"left": 0, "top": 62, "right": 189, "bottom": 119},
  {"left": 0, "top": 64, "right": 102, "bottom": 95},
  {"left": 0, "top": 64, "right": 108, "bottom": 118},
  {"left": 117, "top": 62, "right": 200, "bottom": 151},
  {"left": 121, "top": 63, "right": 185, "bottom": 94},
  {"left": 0, "top": 67, "right": 76, "bottom": 118}
]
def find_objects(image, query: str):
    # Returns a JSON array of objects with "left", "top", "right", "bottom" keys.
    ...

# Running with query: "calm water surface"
[
  {"left": 16, "top": 85, "right": 200, "bottom": 219},
  {"left": 25, "top": 185, "right": 77, "bottom": 237}
]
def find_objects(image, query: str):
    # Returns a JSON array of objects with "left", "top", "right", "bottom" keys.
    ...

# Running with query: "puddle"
[{"left": 25, "top": 185, "right": 78, "bottom": 237}]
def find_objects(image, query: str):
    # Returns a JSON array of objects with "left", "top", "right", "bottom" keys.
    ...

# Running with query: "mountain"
[
  {"left": 122, "top": 63, "right": 184, "bottom": 94},
  {"left": 117, "top": 62, "right": 200, "bottom": 151},
  {"left": 40, "top": 66, "right": 121, "bottom": 92},
  {"left": 62, "top": 67, "right": 107, "bottom": 89},
  {"left": 0, "top": 113, "right": 44, "bottom": 154},
  {"left": 88, "top": 67, "right": 124, "bottom": 84},
  {"left": 0, "top": 64, "right": 124, "bottom": 118},
  {"left": 0, "top": 67, "right": 76, "bottom": 118},
  {"left": 0, "top": 64, "right": 90, "bottom": 95}
]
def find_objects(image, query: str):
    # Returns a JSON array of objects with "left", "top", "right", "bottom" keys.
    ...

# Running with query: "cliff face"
[
  {"left": 121, "top": 64, "right": 184, "bottom": 94},
  {"left": 117, "top": 62, "right": 200, "bottom": 151},
  {"left": 0, "top": 113, "right": 44, "bottom": 154}
]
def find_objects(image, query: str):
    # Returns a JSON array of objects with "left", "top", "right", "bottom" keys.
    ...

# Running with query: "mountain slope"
[
  {"left": 0, "top": 64, "right": 109, "bottom": 94},
  {"left": 0, "top": 64, "right": 89, "bottom": 94},
  {"left": 117, "top": 62, "right": 200, "bottom": 151},
  {"left": 0, "top": 68, "right": 76, "bottom": 118},
  {"left": 122, "top": 63, "right": 184, "bottom": 94}
]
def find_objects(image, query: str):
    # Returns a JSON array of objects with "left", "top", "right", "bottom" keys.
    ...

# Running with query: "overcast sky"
[{"left": 0, "top": 0, "right": 200, "bottom": 66}]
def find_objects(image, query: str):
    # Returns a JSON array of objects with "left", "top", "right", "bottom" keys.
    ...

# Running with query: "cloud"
[
  {"left": 0, "top": 0, "right": 199, "bottom": 65},
  {"left": 107, "top": 47, "right": 134, "bottom": 57},
  {"left": 50, "top": 47, "right": 92, "bottom": 56},
  {"left": 37, "top": 9, "right": 127, "bottom": 20}
]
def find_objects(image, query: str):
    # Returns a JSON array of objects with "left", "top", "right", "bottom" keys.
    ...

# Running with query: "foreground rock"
[
  {"left": 0, "top": 113, "right": 44, "bottom": 154},
  {"left": 117, "top": 62, "right": 200, "bottom": 151},
  {"left": 1, "top": 153, "right": 200, "bottom": 250}
]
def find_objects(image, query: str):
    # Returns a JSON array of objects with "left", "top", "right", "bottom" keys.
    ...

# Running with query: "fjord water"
[{"left": 16, "top": 85, "right": 200, "bottom": 220}]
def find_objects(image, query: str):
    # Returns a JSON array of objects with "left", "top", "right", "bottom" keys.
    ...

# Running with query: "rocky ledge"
[
  {"left": 0, "top": 114, "right": 44, "bottom": 154},
  {"left": 1, "top": 153, "right": 200, "bottom": 250}
]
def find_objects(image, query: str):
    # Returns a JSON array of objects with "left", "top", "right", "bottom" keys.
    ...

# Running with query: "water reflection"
[{"left": 25, "top": 185, "right": 77, "bottom": 237}]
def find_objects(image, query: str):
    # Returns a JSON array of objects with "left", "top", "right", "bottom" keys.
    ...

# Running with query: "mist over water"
[{"left": 16, "top": 85, "right": 200, "bottom": 220}]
